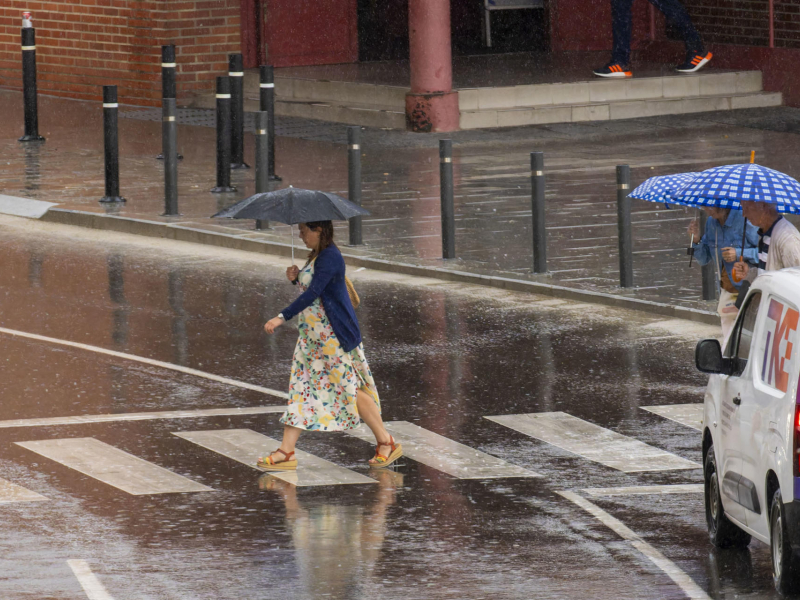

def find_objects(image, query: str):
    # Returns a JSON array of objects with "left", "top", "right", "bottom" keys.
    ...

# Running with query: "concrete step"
[
  {"left": 459, "top": 71, "right": 763, "bottom": 111},
  {"left": 243, "top": 71, "right": 407, "bottom": 109},
  {"left": 460, "top": 91, "right": 782, "bottom": 129}
]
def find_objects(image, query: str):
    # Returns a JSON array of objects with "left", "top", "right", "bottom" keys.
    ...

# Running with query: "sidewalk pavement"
[{"left": 3, "top": 89, "right": 800, "bottom": 324}]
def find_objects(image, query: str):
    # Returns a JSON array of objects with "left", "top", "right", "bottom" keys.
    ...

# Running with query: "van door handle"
[{"left": 733, "top": 395, "right": 741, "bottom": 406}]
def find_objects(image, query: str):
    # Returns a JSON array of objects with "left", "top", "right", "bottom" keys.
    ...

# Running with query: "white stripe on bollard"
[
  {"left": 259, "top": 83, "right": 275, "bottom": 88},
  {"left": 215, "top": 94, "right": 231, "bottom": 99},
  {"left": 228, "top": 71, "right": 244, "bottom": 77},
  {"left": 161, "top": 62, "right": 176, "bottom": 67},
  {"left": 21, "top": 45, "right": 36, "bottom": 50},
  {"left": 102, "top": 103, "right": 118, "bottom": 108}
]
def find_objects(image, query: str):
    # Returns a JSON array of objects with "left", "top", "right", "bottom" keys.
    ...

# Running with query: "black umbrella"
[{"left": 213, "top": 187, "right": 370, "bottom": 261}]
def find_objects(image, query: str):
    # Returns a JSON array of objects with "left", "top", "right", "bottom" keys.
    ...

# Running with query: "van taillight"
[{"left": 795, "top": 404, "right": 800, "bottom": 477}]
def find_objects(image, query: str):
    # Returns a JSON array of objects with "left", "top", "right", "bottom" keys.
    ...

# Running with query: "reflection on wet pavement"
[
  {"left": 0, "top": 214, "right": 784, "bottom": 598},
  {"left": 4, "top": 90, "right": 800, "bottom": 314}
]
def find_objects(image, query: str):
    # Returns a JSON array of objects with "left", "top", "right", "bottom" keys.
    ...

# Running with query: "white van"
[{"left": 698, "top": 268, "right": 800, "bottom": 593}]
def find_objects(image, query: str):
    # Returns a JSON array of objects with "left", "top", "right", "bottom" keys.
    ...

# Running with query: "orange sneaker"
[
  {"left": 677, "top": 51, "right": 712, "bottom": 73},
  {"left": 593, "top": 63, "right": 633, "bottom": 78}
]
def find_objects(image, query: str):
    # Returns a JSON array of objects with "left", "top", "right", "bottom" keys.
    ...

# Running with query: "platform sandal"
[
  {"left": 256, "top": 448, "right": 297, "bottom": 471},
  {"left": 369, "top": 436, "right": 402, "bottom": 468}
]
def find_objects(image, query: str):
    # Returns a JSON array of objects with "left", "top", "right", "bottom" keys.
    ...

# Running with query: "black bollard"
[
  {"left": 229, "top": 54, "right": 249, "bottom": 169},
  {"left": 531, "top": 152, "right": 547, "bottom": 273},
  {"left": 616, "top": 165, "right": 633, "bottom": 287},
  {"left": 19, "top": 16, "right": 44, "bottom": 143},
  {"left": 99, "top": 86, "right": 125, "bottom": 203},
  {"left": 211, "top": 76, "right": 236, "bottom": 193},
  {"left": 440, "top": 139, "right": 455, "bottom": 260},
  {"left": 348, "top": 126, "right": 363, "bottom": 246},
  {"left": 156, "top": 44, "right": 182, "bottom": 161},
  {"left": 699, "top": 215, "right": 717, "bottom": 301},
  {"left": 162, "top": 97, "right": 178, "bottom": 215},
  {"left": 259, "top": 65, "right": 281, "bottom": 181},
  {"left": 254, "top": 111, "right": 269, "bottom": 230}
]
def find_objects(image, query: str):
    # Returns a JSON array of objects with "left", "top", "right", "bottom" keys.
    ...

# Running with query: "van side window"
[{"left": 730, "top": 292, "right": 762, "bottom": 377}]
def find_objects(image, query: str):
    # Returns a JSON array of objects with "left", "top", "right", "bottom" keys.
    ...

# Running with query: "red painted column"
[{"left": 406, "top": 0, "right": 459, "bottom": 132}]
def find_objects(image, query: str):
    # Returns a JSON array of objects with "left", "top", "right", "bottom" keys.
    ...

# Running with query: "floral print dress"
[{"left": 280, "top": 260, "right": 380, "bottom": 431}]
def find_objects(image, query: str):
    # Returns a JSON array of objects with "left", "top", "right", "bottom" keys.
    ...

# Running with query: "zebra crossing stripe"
[
  {"left": 0, "top": 405, "right": 286, "bottom": 429},
  {"left": 173, "top": 429, "right": 376, "bottom": 487},
  {"left": 67, "top": 560, "right": 115, "bottom": 600},
  {"left": 15, "top": 438, "right": 214, "bottom": 495},
  {"left": 0, "top": 477, "right": 47, "bottom": 503},
  {"left": 346, "top": 421, "right": 540, "bottom": 479},
  {"left": 583, "top": 484, "right": 704, "bottom": 497},
  {"left": 641, "top": 404, "right": 703, "bottom": 431},
  {"left": 485, "top": 412, "right": 700, "bottom": 472}
]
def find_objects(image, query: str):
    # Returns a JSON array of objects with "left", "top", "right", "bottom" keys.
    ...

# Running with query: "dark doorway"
[
  {"left": 357, "top": 0, "right": 549, "bottom": 62},
  {"left": 358, "top": 0, "right": 409, "bottom": 62}
]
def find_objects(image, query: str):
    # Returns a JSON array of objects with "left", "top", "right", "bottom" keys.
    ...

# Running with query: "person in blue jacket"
[
  {"left": 257, "top": 221, "right": 402, "bottom": 471},
  {"left": 688, "top": 207, "right": 758, "bottom": 343}
]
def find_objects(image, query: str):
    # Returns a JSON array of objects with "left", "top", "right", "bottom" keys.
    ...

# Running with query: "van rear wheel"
[
  {"left": 704, "top": 444, "right": 750, "bottom": 548},
  {"left": 770, "top": 489, "right": 800, "bottom": 594}
]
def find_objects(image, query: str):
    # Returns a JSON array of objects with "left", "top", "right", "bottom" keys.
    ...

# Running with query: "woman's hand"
[
  {"left": 264, "top": 317, "right": 284, "bottom": 334},
  {"left": 286, "top": 265, "right": 299, "bottom": 282},
  {"left": 688, "top": 220, "right": 700, "bottom": 244},
  {"left": 721, "top": 247, "right": 737, "bottom": 262}
]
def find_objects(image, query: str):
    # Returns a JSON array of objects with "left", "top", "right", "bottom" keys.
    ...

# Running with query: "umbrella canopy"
[
  {"left": 213, "top": 187, "right": 370, "bottom": 224},
  {"left": 629, "top": 172, "right": 699, "bottom": 206},
  {"left": 661, "top": 163, "right": 800, "bottom": 214}
]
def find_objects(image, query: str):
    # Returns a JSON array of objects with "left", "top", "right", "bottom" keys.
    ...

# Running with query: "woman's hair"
[{"left": 303, "top": 220, "right": 335, "bottom": 266}]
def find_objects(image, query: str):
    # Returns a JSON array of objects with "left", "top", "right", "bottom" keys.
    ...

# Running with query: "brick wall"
[
  {"left": 0, "top": 1, "right": 241, "bottom": 107},
  {"left": 776, "top": 1, "right": 800, "bottom": 48},
  {"left": 681, "top": 0, "right": 770, "bottom": 47}
]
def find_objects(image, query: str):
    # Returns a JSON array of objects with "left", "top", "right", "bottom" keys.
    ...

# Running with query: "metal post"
[
  {"left": 531, "top": 151, "right": 547, "bottom": 273},
  {"left": 699, "top": 215, "right": 717, "bottom": 301},
  {"left": 229, "top": 54, "right": 248, "bottom": 169},
  {"left": 211, "top": 76, "right": 236, "bottom": 193},
  {"left": 19, "top": 16, "right": 44, "bottom": 143},
  {"left": 156, "top": 44, "right": 182, "bottom": 161},
  {"left": 254, "top": 111, "right": 269, "bottom": 230},
  {"left": 617, "top": 165, "right": 633, "bottom": 287},
  {"left": 440, "top": 139, "right": 455, "bottom": 259},
  {"left": 348, "top": 126, "right": 363, "bottom": 246},
  {"left": 162, "top": 98, "right": 178, "bottom": 215},
  {"left": 259, "top": 65, "right": 281, "bottom": 181},
  {"left": 99, "top": 85, "right": 125, "bottom": 203}
]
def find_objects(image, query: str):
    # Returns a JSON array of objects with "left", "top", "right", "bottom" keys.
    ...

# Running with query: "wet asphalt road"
[{"left": 0, "top": 214, "right": 784, "bottom": 599}]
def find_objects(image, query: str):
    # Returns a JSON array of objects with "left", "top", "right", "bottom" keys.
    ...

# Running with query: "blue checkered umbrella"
[
  {"left": 676, "top": 163, "right": 800, "bottom": 214},
  {"left": 629, "top": 172, "right": 699, "bottom": 206}
]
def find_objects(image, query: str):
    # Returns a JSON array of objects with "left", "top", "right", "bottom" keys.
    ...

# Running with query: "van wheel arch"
[
  {"left": 767, "top": 471, "right": 780, "bottom": 513},
  {"left": 703, "top": 428, "right": 713, "bottom": 463}
]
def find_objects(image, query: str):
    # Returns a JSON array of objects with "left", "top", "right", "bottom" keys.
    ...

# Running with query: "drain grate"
[{"left": 120, "top": 108, "right": 348, "bottom": 143}]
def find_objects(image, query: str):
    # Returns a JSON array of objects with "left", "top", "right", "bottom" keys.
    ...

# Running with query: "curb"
[{"left": 40, "top": 208, "right": 719, "bottom": 326}]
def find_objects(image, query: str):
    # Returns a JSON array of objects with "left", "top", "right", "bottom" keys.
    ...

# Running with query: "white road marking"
[
  {"left": 173, "top": 429, "right": 376, "bottom": 487},
  {"left": 0, "top": 405, "right": 286, "bottom": 429},
  {"left": 0, "top": 326, "right": 287, "bottom": 399},
  {"left": 642, "top": 404, "right": 704, "bottom": 432},
  {"left": 0, "top": 477, "right": 48, "bottom": 503},
  {"left": 558, "top": 491, "right": 710, "bottom": 600},
  {"left": 485, "top": 412, "right": 700, "bottom": 472},
  {"left": 346, "top": 421, "right": 540, "bottom": 479},
  {"left": 15, "top": 438, "right": 214, "bottom": 495},
  {"left": 583, "top": 484, "right": 704, "bottom": 497},
  {"left": 67, "top": 560, "right": 115, "bottom": 600}
]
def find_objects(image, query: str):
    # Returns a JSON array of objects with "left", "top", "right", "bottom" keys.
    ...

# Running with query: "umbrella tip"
[{"left": 750, "top": 150, "right": 756, "bottom": 164}]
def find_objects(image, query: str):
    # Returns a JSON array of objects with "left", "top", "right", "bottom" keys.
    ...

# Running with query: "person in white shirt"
[{"left": 733, "top": 201, "right": 800, "bottom": 280}]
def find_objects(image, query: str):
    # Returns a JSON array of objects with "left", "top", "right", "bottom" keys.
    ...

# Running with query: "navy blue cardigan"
[{"left": 280, "top": 245, "right": 362, "bottom": 352}]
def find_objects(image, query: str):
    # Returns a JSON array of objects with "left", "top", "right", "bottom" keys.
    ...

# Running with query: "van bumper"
[{"left": 785, "top": 500, "right": 800, "bottom": 552}]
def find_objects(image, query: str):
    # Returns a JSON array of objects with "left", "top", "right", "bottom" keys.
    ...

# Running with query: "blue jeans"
[{"left": 611, "top": 0, "right": 704, "bottom": 65}]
